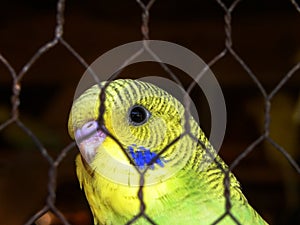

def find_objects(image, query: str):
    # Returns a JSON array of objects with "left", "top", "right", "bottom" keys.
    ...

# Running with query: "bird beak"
[{"left": 74, "top": 121, "right": 106, "bottom": 164}]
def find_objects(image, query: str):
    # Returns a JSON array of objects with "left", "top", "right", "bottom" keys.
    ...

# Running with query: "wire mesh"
[{"left": 0, "top": 0, "right": 300, "bottom": 224}]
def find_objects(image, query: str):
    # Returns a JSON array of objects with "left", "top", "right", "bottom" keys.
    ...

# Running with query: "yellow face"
[{"left": 68, "top": 79, "right": 193, "bottom": 185}]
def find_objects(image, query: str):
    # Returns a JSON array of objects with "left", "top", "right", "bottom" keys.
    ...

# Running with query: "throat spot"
[{"left": 127, "top": 144, "right": 165, "bottom": 170}]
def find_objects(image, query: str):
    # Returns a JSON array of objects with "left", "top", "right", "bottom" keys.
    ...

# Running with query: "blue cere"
[{"left": 128, "top": 145, "right": 165, "bottom": 170}]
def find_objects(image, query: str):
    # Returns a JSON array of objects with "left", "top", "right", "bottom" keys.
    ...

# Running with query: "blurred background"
[{"left": 0, "top": 0, "right": 300, "bottom": 224}]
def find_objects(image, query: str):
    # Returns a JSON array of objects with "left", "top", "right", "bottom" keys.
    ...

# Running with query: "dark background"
[{"left": 0, "top": 0, "right": 300, "bottom": 224}]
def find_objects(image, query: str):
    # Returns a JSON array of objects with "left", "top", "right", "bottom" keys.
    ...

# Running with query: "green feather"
[{"left": 69, "top": 79, "right": 268, "bottom": 225}]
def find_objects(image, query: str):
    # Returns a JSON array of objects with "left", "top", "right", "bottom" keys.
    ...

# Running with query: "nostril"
[
  {"left": 75, "top": 121, "right": 98, "bottom": 143},
  {"left": 83, "top": 121, "right": 97, "bottom": 131},
  {"left": 82, "top": 121, "right": 98, "bottom": 138}
]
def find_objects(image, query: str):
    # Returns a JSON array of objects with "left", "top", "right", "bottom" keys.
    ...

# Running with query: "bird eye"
[{"left": 129, "top": 105, "right": 150, "bottom": 126}]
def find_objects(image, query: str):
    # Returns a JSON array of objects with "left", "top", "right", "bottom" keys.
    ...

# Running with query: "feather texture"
[{"left": 68, "top": 79, "right": 268, "bottom": 225}]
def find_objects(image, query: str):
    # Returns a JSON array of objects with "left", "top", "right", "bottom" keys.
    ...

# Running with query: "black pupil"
[{"left": 130, "top": 106, "right": 147, "bottom": 124}]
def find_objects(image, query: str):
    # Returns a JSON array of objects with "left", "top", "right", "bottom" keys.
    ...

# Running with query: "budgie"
[{"left": 68, "top": 79, "right": 268, "bottom": 225}]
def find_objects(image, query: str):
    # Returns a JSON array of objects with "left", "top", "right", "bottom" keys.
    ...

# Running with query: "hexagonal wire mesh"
[{"left": 0, "top": 0, "right": 300, "bottom": 224}]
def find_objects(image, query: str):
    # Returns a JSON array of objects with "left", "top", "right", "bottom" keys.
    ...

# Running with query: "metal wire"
[{"left": 0, "top": 0, "right": 299, "bottom": 224}]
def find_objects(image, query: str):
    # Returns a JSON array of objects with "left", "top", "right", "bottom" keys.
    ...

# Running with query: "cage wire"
[{"left": 0, "top": 0, "right": 300, "bottom": 224}]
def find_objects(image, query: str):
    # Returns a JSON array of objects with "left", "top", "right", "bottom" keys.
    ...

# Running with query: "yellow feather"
[{"left": 69, "top": 79, "right": 268, "bottom": 225}]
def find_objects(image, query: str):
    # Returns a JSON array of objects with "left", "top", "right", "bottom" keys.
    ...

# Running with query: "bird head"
[{"left": 68, "top": 79, "right": 195, "bottom": 185}]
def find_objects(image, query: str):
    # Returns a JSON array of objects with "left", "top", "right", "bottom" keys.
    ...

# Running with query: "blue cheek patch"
[{"left": 128, "top": 144, "right": 165, "bottom": 170}]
